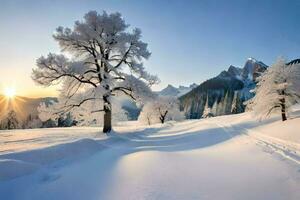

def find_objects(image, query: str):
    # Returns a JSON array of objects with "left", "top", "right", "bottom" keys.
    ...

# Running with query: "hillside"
[
  {"left": 0, "top": 96, "right": 56, "bottom": 121},
  {"left": 180, "top": 58, "right": 268, "bottom": 118}
]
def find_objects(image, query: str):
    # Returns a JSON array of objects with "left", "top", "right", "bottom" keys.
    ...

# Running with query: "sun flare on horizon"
[{"left": 4, "top": 87, "right": 16, "bottom": 99}]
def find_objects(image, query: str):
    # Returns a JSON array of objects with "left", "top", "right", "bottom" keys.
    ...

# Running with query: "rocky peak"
[
  {"left": 227, "top": 65, "right": 242, "bottom": 78},
  {"left": 241, "top": 58, "right": 268, "bottom": 81}
]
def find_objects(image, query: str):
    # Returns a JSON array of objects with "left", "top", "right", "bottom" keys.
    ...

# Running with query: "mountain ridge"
[
  {"left": 157, "top": 83, "right": 198, "bottom": 97},
  {"left": 180, "top": 57, "right": 268, "bottom": 119}
]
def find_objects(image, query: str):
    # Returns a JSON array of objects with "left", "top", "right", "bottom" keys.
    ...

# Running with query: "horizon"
[
  {"left": 1, "top": 0, "right": 300, "bottom": 97},
  {"left": 0, "top": 57, "right": 266, "bottom": 98}
]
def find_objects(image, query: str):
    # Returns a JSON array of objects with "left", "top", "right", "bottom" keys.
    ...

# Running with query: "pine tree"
[
  {"left": 202, "top": 95, "right": 214, "bottom": 118},
  {"left": 247, "top": 58, "right": 300, "bottom": 121},
  {"left": 211, "top": 99, "right": 218, "bottom": 116},
  {"left": 231, "top": 92, "right": 244, "bottom": 114},
  {"left": 216, "top": 97, "right": 224, "bottom": 116},
  {"left": 223, "top": 91, "right": 231, "bottom": 114}
]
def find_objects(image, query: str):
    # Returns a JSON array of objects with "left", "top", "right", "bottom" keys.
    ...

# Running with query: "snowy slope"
[{"left": 0, "top": 111, "right": 299, "bottom": 199}]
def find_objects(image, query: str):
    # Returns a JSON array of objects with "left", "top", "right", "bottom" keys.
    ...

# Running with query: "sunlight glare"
[{"left": 4, "top": 87, "right": 16, "bottom": 98}]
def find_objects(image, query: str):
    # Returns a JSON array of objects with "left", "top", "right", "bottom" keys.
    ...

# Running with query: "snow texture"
[{"left": 0, "top": 108, "right": 299, "bottom": 200}]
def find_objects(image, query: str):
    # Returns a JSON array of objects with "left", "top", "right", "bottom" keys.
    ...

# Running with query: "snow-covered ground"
[{"left": 0, "top": 111, "right": 300, "bottom": 200}]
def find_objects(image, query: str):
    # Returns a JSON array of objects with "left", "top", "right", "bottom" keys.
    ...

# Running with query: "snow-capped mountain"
[
  {"left": 180, "top": 58, "right": 268, "bottom": 119},
  {"left": 158, "top": 83, "right": 198, "bottom": 97},
  {"left": 218, "top": 58, "right": 267, "bottom": 82},
  {"left": 241, "top": 57, "right": 268, "bottom": 81}
]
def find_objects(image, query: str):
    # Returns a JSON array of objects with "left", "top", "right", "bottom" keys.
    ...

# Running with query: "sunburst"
[{"left": 4, "top": 87, "right": 16, "bottom": 99}]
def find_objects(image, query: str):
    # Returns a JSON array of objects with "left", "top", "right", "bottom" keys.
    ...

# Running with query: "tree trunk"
[
  {"left": 103, "top": 109, "right": 112, "bottom": 133},
  {"left": 103, "top": 94, "right": 112, "bottom": 133},
  {"left": 147, "top": 116, "right": 151, "bottom": 125},
  {"left": 102, "top": 53, "right": 112, "bottom": 133},
  {"left": 159, "top": 110, "right": 168, "bottom": 124},
  {"left": 280, "top": 91, "right": 287, "bottom": 122},
  {"left": 159, "top": 116, "right": 165, "bottom": 124},
  {"left": 281, "top": 99, "right": 287, "bottom": 121}
]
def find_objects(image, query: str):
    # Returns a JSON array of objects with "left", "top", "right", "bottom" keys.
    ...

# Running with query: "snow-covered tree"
[
  {"left": 211, "top": 99, "right": 218, "bottom": 116},
  {"left": 223, "top": 91, "right": 233, "bottom": 114},
  {"left": 202, "top": 95, "right": 213, "bottom": 118},
  {"left": 216, "top": 99, "right": 224, "bottom": 116},
  {"left": 231, "top": 92, "right": 244, "bottom": 114},
  {"left": 138, "top": 102, "right": 156, "bottom": 125},
  {"left": 23, "top": 114, "right": 42, "bottom": 129},
  {"left": 42, "top": 119, "right": 57, "bottom": 128},
  {"left": 0, "top": 110, "right": 19, "bottom": 129},
  {"left": 247, "top": 58, "right": 300, "bottom": 121},
  {"left": 32, "top": 11, "right": 158, "bottom": 133},
  {"left": 138, "top": 96, "right": 184, "bottom": 125}
]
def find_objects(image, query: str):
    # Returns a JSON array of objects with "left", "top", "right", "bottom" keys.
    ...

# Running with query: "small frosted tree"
[
  {"left": 32, "top": 11, "right": 158, "bottom": 133},
  {"left": 231, "top": 92, "right": 244, "bottom": 114},
  {"left": 138, "top": 102, "right": 156, "bottom": 125},
  {"left": 247, "top": 58, "right": 300, "bottom": 121},
  {"left": 1, "top": 110, "right": 19, "bottom": 130},
  {"left": 138, "top": 96, "right": 184, "bottom": 125},
  {"left": 202, "top": 95, "right": 213, "bottom": 118},
  {"left": 211, "top": 99, "right": 218, "bottom": 116}
]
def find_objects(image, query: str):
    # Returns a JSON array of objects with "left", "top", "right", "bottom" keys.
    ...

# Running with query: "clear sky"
[{"left": 1, "top": 0, "right": 300, "bottom": 97}]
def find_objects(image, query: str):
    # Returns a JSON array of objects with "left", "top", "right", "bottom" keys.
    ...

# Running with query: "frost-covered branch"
[{"left": 32, "top": 11, "right": 159, "bottom": 132}]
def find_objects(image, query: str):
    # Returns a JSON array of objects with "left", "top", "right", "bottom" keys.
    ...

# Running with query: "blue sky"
[{"left": 0, "top": 0, "right": 300, "bottom": 97}]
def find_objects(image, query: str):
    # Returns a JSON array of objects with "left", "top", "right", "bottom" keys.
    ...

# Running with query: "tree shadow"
[{"left": 107, "top": 125, "right": 236, "bottom": 152}]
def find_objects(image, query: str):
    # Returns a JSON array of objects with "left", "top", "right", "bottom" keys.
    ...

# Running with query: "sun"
[{"left": 4, "top": 87, "right": 16, "bottom": 98}]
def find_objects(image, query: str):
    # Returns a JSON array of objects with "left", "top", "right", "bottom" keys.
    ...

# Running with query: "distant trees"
[
  {"left": 37, "top": 99, "right": 128, "bottom": 127},
  {"left": 138, "top": 96, "right": 184, "bottom": 125},
  {"left": 247, "top": 58, "right": 300, "bottom": 121},
  {"left": 23, "top": 114, "right": 42, "bottom": 129},
  {"left": 57, "top": 113, "right": 75, "bottom": 127},
  {"left": 0, "top": 110, "right": 19, "bottom": 130},
  {"left": 32, "top": 11, "right": 158, "bottom": 133},
  {"left": 205, "top": 90, "right": 237, "bottom": 117}
]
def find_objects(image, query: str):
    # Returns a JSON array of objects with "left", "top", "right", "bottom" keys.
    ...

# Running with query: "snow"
[
  {"left": 0, "top": 111, "right": 299, "bottom": 199},
  {"left": 0, "top": 127, "right": 105, "bottom": 154}
]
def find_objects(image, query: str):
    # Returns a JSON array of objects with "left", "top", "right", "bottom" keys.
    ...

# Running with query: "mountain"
[
  {"left": 158, "top": 83, "right": 198, "bottom": 97},
  {"left": 241, "top": 57, "right": 268, "bottom": 81},
  {"left": 180, "top": 58, "right": 268, "bottom": 119}
]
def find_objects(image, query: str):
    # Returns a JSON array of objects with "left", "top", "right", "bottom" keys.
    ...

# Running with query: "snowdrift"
[{"left": 0, "top": 139, "right": 105, "bottom": 180}]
